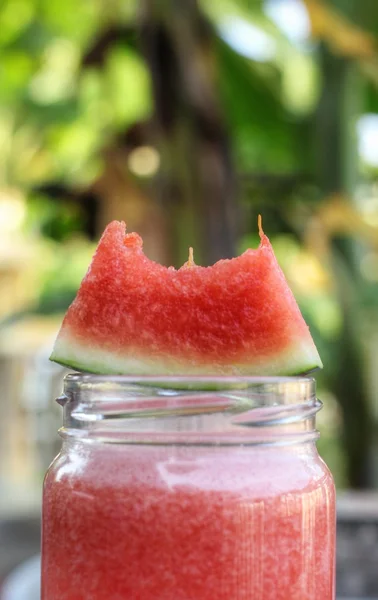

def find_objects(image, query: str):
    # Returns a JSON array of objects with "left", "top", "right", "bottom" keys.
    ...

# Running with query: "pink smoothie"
[{"left": 42, "top": 442, "right": 335, "bottom": 600}]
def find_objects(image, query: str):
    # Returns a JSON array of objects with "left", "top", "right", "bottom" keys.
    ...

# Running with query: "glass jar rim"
[
  {"left": 64, "top": 373, "right": 315, "bottom": 387},
  {"left": 63, "top": 373, "right": 317, "bottom": 407},
  {"left": 59, "top": 373, "right": 320, "bottom": 446}
]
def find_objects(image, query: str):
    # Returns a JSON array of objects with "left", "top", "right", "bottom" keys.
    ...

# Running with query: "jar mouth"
[
  {"left": 63, "top": 374, "right": 316, "bottom": 410},
  {"left": 64, "top": 373, "right": 315, "bottom": 392},
  {"left": 59, "top": 374, "right": 320, "bottom": 446}
]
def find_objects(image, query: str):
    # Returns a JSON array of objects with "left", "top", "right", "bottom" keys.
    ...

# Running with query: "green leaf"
[
  {"left": 0, "top": 52, "right": 35, "bottom": 100},
  {"left": 104, "top": 45, "right": 153, "bottom": 127},
  {"left": 46, "top": 120, "right": 103, "bottom": 180},
  {"left": 0, "top": 0, "right": 35, "bottom": 47},
  {"left": 216, "top": 39, "right": 300, "bottom": 171},
  {"left": 40, "top": 0, "right": 101, "bottom": 43},
  {"left": 27, "top": 38, "right": 80, "bottom": 105}
]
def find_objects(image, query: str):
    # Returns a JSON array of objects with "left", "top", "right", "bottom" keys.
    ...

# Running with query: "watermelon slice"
[{"left": 50, "top": 220, "right": 322, "bottom": 375}]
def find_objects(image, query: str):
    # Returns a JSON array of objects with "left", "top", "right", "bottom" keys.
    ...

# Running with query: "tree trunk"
[
  {"left": 316, "top": 43, "right": 373, "bottom": 488},
  {"left": 139, "top": 0, "right": 238, "bottom": 266}
]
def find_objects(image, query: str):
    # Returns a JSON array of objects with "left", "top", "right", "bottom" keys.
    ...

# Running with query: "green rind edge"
[{"left": 50, "top": 354, "right": 321, "bottom": 378}]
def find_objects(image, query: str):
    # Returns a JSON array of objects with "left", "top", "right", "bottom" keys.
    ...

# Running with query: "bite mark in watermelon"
[{"left": 50, "top": 221, "right": 322, "bottom": 375}]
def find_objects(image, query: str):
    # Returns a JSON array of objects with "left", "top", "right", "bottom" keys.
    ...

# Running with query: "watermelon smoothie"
[{"left": 42, "top": 376, "right": 335, "bottom": 600}]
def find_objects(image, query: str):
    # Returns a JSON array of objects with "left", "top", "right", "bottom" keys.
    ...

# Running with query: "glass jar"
[{"left": 42, "top": 375, "right": 335, "bottom": 600}]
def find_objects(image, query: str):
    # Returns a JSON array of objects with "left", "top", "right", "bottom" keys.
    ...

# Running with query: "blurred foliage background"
[{"left": 1, "top": 0, "right": 378, "bottom": 516}]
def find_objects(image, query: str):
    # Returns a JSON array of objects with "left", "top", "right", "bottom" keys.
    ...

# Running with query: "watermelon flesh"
[{"left": 50, "top": 221, "right": 322, "bottom": 375}]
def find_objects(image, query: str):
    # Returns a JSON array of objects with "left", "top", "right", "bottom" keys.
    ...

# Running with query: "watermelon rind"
[{"left": 50, "top": 331, "right": 322, "bottom": 377}]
